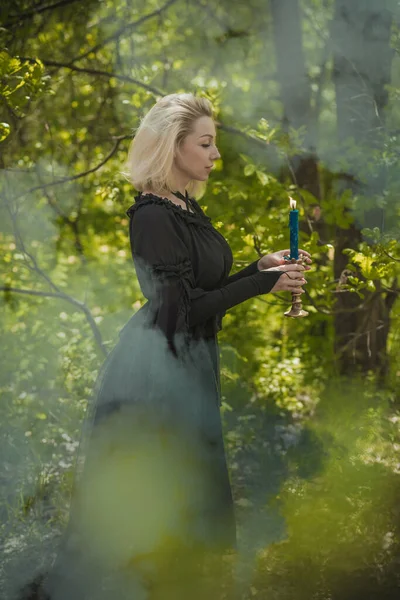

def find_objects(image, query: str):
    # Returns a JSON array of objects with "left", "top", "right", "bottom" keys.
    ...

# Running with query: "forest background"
[{"left": 1, "top": 0, "right": 400, "bottom": 598}]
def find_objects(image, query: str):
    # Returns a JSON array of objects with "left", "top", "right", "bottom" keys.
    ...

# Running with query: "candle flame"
[{"left": 289, "top": 197, "right": 297, "bottom": 210}]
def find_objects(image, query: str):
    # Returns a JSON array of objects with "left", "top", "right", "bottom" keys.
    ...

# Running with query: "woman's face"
[{"left": 174, "top": 116, "right": 221, "bottom": 183}]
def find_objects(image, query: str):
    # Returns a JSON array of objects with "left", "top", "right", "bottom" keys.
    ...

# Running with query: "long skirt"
[{"left": 36, "top": 317, "right": 237, "bottom": 600}]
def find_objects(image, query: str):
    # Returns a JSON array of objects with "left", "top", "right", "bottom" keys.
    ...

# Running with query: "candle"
[{"left": 289, "top": 197, "right": 299, "bottom": 260}]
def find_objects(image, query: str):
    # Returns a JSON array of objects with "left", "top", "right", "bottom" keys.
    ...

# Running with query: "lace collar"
[{"left": 126, "top": 192, "right": 213, "bottom": 227}]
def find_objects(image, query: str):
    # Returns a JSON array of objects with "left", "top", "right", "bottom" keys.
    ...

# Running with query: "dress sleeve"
[
  {"left": 226, "top": 259, "right": 260, "bottom": 284},
  {"left": 130, "top": 204, "right": 282, "bottom": 349}
]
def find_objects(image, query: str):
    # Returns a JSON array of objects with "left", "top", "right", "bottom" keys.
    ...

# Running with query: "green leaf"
[
  {"left": 256, "top": 170, "right": 269, "bottom": 186},
  {"left": 0, "top": 122, "right": 10, "bottom": 142},
  {"left": 244, "top": 164, "right": 256, "bottom": 176}
]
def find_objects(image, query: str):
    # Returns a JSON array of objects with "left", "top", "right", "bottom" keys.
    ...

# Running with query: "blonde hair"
[{"left": 123, "top": 93, "right": 214, "bottom": 198}]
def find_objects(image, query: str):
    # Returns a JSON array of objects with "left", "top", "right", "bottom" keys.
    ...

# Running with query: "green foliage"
[
  {"left": 247, "top": 377, "right": 400, "bottom": 599},
  {"left": 341, "top": 231, "right": 400, "bottom": 298},
  {"left": 0, "top": 51, "right": 47, "bottom": 140}
]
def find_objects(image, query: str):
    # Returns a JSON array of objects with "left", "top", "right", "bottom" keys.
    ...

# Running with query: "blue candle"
[{"left": 289, "top": 198, "right": 299, "bottom": 259}]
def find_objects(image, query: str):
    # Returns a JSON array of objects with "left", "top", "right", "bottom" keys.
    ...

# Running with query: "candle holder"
[{"left": 283, "top": 256, "right": 309, "bottom": 318}]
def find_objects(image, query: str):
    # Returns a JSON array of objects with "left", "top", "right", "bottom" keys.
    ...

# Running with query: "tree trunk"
[
  {"left": 332, "top": 0, "right": 394, "bottom": 377},
  {"left": 270, "top": 0, "right": 321, "bottom": 201}
]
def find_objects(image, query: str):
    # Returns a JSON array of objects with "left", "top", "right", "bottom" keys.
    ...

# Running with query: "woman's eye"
[{"left": 201, "top": 144, "right": 211, "bottom": 148}]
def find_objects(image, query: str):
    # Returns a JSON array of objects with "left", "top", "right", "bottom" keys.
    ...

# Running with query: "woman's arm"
[{"left": 225, "top": 259, "right": 260, "bottom": 285}]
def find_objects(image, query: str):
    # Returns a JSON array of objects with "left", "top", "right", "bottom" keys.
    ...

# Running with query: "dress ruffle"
[
  {"left": 126, "top": 192, "right": 213, "bottom": 229},
  {"left": 151, "top": 258, "right": 193, "bottom": 336}
]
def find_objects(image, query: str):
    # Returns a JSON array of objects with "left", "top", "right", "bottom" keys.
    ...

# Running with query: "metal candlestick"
[{"left": 284, "top": 256, "right": 309, "bottom": 318}]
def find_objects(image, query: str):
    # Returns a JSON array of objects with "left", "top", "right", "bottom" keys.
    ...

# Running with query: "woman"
[{"left": 21, "top": 93, "right": 310, "bottom": 600}]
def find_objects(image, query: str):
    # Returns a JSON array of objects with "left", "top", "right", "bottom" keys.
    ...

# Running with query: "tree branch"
[
  {"left": 34, "top": 164, "right": 86, "bottom": 258},
  {"left": 215, "top": 122, "right": 269, "bottom": 150},
  {"left": 1, "top": 286, "right": 108, "bottom": 357},
  {"left": 66, "top": 0, "right": 179, "bottom": 65},
  {"left": 40, "top": 60, "right": 164, "bottom": 96},
  {"left": 11, "top": 135, "right": 129, "bottom": 202},
  {"left": 4, "top": 0, "right": 82, "bottom": 27},
  {"left": 2, "top": 190, "right": 108, "bottom": 357},
  {"left": 382, "top": 248, "right": 400, "bottom": 263}
]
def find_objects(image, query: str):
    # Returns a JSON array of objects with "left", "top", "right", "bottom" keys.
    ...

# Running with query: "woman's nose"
[{"left": 212, "top": 148, "right": 221, "bottom": 160}]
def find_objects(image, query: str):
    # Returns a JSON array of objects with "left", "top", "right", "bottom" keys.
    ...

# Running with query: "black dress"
[{"left": 26, "top": 192, "right": 282, "bottom": 600}]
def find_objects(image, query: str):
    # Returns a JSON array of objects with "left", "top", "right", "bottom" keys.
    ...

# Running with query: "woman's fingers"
[
  {"left": 270, "top": 274, "right": 307, "bottom": 294},
  {"left": 283, "top": 270, "right": 305, "bottom": 278},
  {"left": 283, "top": 271, "right": 305, "bottom": 281},
  {"left": 287, "top": 278, "right": 306, "bottom": 288},
  {"left": 280, "top": 249, "right": 311, "bottom": 260},
  {"left": 299, "top": 249, "right": 311, "bottom": 258},
  {"left": 281, "top": 271, "right": 307, "bottom": 292},
  {"left": 261, "top": 264, "right": 307, "bottom": 273},
  {"left": 277, "top": 263, "right": 305, "bottom": 271}
]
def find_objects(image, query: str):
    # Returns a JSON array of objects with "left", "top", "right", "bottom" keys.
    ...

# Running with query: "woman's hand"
[
  {"left": 258, "top": 249, "right": 312, "bottom": 271},
  {"left": 260, "top": 263, "right": 308, "bottom": 294}
]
